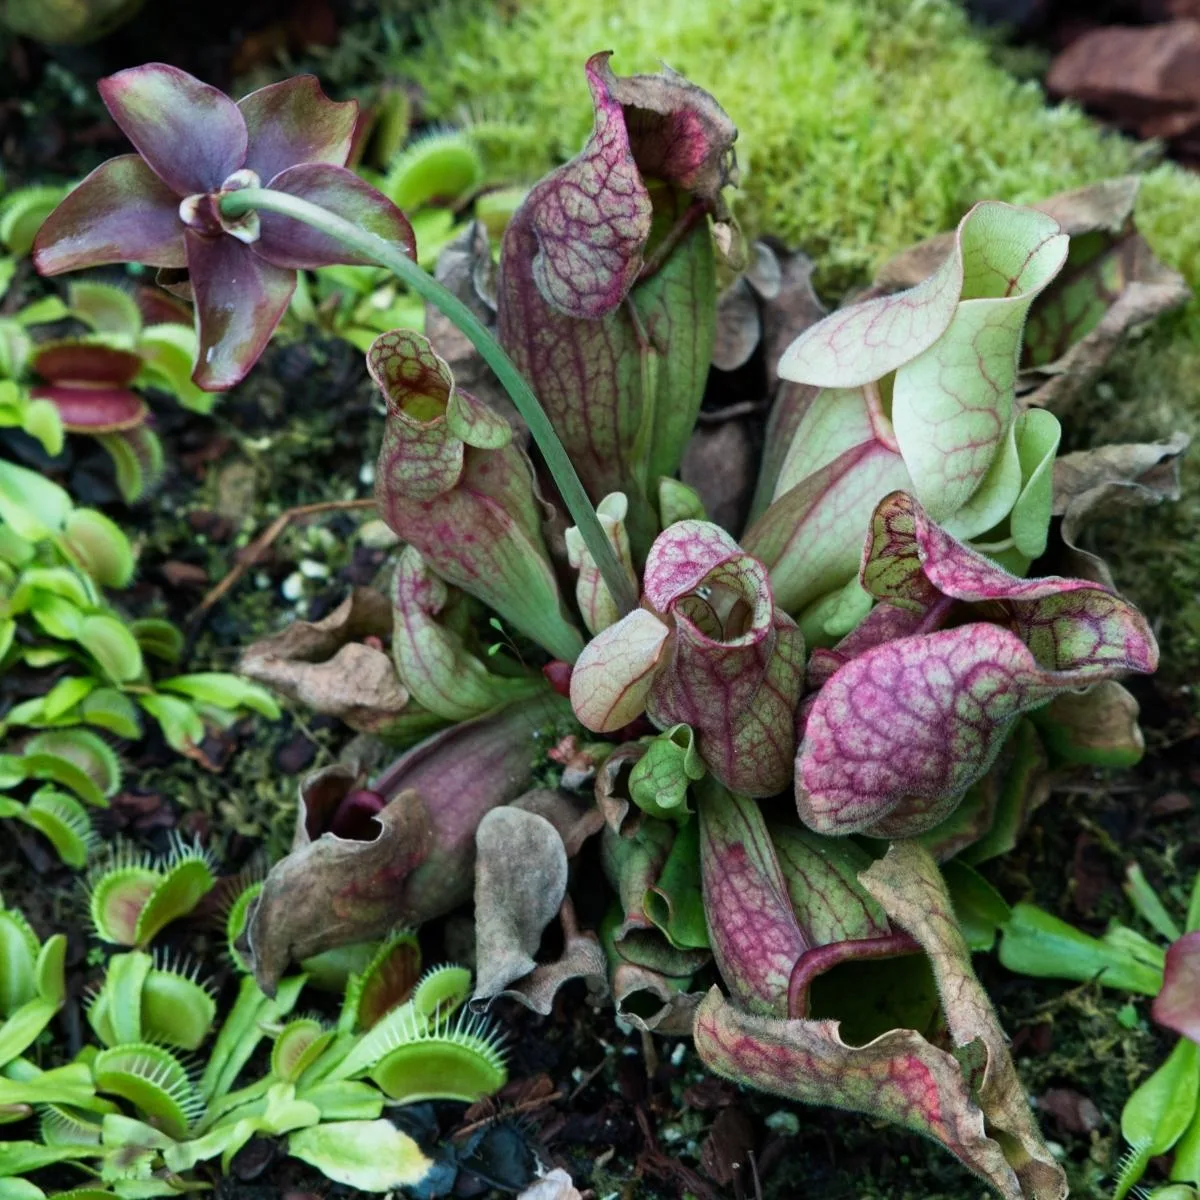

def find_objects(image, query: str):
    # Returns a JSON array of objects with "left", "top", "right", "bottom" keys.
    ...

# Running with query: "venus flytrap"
[
  {"left": 0, "top": 461, "right": 280, "bottom": 836},
  {"left": 87, "top": 838, "right": 216, "bottom": 947}
]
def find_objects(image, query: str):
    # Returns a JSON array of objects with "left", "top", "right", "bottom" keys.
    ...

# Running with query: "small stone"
[{"left": 1149, "top": 791, "right": 1192, "bottom": 818}]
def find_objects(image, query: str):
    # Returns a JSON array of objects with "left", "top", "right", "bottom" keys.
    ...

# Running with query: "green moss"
[
  {"left": 397, "top": 0, "right": 1200, "bottom": 686},
  {"left": 399, "top": 0, "right": 1195, "bottom": 288}
]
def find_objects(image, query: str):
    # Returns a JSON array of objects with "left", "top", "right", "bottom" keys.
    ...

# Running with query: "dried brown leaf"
[
  {"left": 472, "top": 806, "right": 571, "bottom": 1001},
  {"left": 1052, "top": 433, "right": 1190, "bottom": 585},
  {"left": 611, "top": 962, "right": 703, "bottom": 1035},
  {"left": 239, "top": 589, "right": 429, "bottom": 734},
  {"left": 595, "top": 742, "right": 645, "bottom": 834},
  {"left": 479, "top": 895, "right": 608, "bottom": 1016}
]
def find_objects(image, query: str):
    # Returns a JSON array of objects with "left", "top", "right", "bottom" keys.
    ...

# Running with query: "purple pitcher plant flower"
[{"left": 33, "top": 64, "right": 414, "bottom": 390}]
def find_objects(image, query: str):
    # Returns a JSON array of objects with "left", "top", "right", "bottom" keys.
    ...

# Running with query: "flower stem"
[{"left": 220, "top": 187, "right": 639, "bottom": 619}]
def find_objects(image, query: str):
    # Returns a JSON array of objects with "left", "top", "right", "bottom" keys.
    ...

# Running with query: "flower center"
[{"left": 179, "top": 168, "right": 263, "bottom": 244}]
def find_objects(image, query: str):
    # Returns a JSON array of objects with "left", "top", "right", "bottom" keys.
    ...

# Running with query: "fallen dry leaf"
[
  {"left": 239, "top": 589, "right": 433, "bottom": 735},
  {"left": 699, "top": 1105, "right": 757, "bottom": 1188},
  {"left": 475, "top": 895, "right": 608, "bottom": 1016},
  {"left": 472, "top": 805, "right": 571, "bottom": 1001},
  {"left": 611, "top": 962, "right": 703, "bottom": 1035},
  {"left": 1052, "top": 433, "right": 1190, "bottom": 585}
]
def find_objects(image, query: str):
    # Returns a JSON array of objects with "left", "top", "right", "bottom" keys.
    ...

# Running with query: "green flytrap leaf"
[
  {"left": 287, "top": 1119, "right": 432, "bottom": 1193},
  {"left": 19, "top": 730, "right": 122, "bottom": 808},
  {"left": 998, "top": 903, "right": 1164, "bottom": 995},
  {"left": 88, "top": 838, "right": 216, "bottom": 947},
  {"left": 1114, "top": 1039, "right": 1200, "bottom": 1200},
  {"left": 382, "top": 129, "right": 484, "bottom": 211},
  {"left": 0, "top": 788, "right": 95, "bottom": 868},
  {"left": 87, "top": 951, "right": 216, "bottom": 1051}
]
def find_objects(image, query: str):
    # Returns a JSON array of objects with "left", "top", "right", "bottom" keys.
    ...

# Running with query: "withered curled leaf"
[
  {"left": 239, "top": 589, "right": 441, "bottom": 737},
  {"left": 1052, "top": 432, "right": 1190, "bottom": 585}
]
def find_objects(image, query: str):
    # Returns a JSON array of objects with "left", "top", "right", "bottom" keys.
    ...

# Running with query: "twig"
[
  {"left": 452, "top": 1089, "right": 564, "bottom": 1140},
  {"left": 190, "top": 497, "right": 376, "bottom": 621}
]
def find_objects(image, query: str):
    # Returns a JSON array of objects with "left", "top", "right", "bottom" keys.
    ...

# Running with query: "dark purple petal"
[
  {"left": 32, "top": 343, "right": 143, "bottom": 388},
  {"left": 98, "top": 64, "right": 247, "bottom": 196},
  {"left": 238, "top": 75, "right": 357, "bottom": 182},
  {"left": 185, "top": 231, "right": 295, "bottom": 391},
  {"left": 255, "top": 163, "right": 416, "bottom": 270},
  {"left": 33, "top": 155, "right": 185, "bottom": 275},
  {"left": 1152, "top": 931, "right": 1200, "bottom": 1044},
  {"left": 135, "top": 284, "right": 192, "bottom": 326},
  {"left": 32, "top": 384, "right": 147, "bottom": 433}
]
